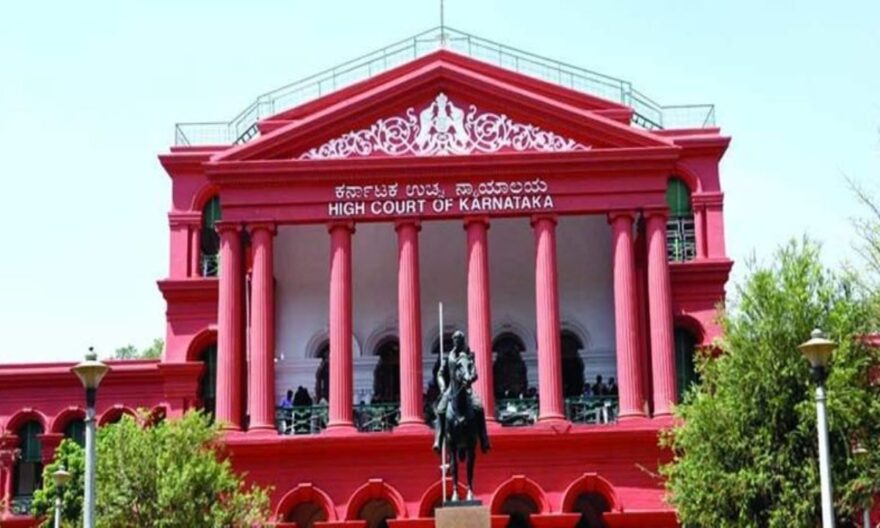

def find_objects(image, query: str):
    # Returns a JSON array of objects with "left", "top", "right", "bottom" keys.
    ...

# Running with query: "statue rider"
[{"left": 433, "top": 330, "right": 491, "bottom": 454}]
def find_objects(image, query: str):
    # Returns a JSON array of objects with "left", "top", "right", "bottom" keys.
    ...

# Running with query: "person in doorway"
[{"left": 592, "top": 375, "right": 607, "bottom": 397}]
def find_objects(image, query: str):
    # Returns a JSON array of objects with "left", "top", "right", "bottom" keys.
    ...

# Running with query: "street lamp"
[
  {"left": 71, "top": 348, "right": 109, "bottom": 528},
  {"left": 852, "top": 443, "right": 870, "bottom": 528},
  {"left": 52, "top": 466, "right": 71, "bottom": 528},
  {"left": 799, "top": 328, "right": 837, "bottom": 528}
]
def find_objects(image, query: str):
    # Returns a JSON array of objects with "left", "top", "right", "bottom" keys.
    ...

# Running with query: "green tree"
[
  {"left": 113, "top": 338, "right": 163, "bottom": 360},
  {"left": 31, "top": 439, "right": 84, "bottom": 527},
  {"left": 661, "top": 240, "right": 880, "bottom": 527},
  {"left": 32, "top": 411, "right": 270, "bottom": 527}
]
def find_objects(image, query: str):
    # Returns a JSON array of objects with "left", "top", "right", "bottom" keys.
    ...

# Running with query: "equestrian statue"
[{"left": 433, "top": 330, "right": 491, "bottom": 502}]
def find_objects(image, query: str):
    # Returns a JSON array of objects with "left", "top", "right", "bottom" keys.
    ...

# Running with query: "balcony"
[{"left": 273, "top": 397, "right": 618, "bottom": 435}]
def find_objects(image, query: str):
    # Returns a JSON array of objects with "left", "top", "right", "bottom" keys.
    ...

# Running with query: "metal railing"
[
  {"left": 200, "top": 253, "right": 219, "bottom": 277},
  {"left": 11, "top": 495, "right": 33, "bottom": 516},
  {"left": 495, "top": 397, "right": 619, "bottom": 426},
  {"left": 275, "top": 403, "right": 401, "bottom": 434},
  {"left": 667, "top": 216, "right": 697, "bottom": 262},
  {"left": 175, "top": 27, "right": 716, "bottom": 146}
]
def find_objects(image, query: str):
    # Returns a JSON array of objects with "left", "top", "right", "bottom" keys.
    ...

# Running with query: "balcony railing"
[
  {"left": 200, "top": 253, "right": 219, "bottom": 277},
  {"left": 274, "top": 397, "right": 618, "bottom": 435},
  {"left": 175, "top": 26, "right": 716, "bottom": 146},
  {"left": 667, "top": 216, "right": 697, "bottom": 262},
  {"left": 11, "top": 495, "right": 33, "bottom": 516},
  {"left": 275, "top": 403, "right": 401, "bottom": 434},
  {"left": 495, "top": 396, "right": 619, "bottom": 427}
]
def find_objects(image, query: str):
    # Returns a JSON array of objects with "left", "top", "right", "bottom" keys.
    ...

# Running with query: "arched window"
[
  {"left": 666, "top": 178, "right": 696, "bottom": 262},
  {"left": 358, "top": 498, "right": 397, "bottom": 528},
  {"left": 285, "top": 502, "right": 327, "bottom": 528},
  {"left": 63, "top": 419, "right": 85, "bottom": 447},
  {"left": 493, "top": 333, "right": 528, "bottom": 399},
  {"left": 14, "top": 421, "right": 43, "bottom": 499},
  {"left": 560, "top": 330, "right": 585, "bottom": 398},
  {"left": 314, "top": 341, "right": 330, "bottom": 404},
  {"left": 200, "top": 196, "right": 221, "bottom": 276},
  {"left": 572, "top": 492, "right": 610, "bottom": 528},
  {"left": 501, "top": 494, "right": 537, "bottom": 528},
  {"left": 674, "top": 328, "right": 699, "bottom": 401},
  {"left": 372, "top": 338, "right": 400, "bottom": 403},
  {"left": 198, "top": 344, "right": 218, "bottom": 420}
]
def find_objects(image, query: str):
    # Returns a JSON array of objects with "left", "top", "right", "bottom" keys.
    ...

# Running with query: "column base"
[
  {"left": 536, "top": 416, "right": 570, "bottom": 433},
  {"left": 394, "top": 421, "right": 431, "bottom": 433},
  {"left": 617, "top": 411, "right": 648, "bottom": 421},
  {"left": 323, "top": 422, "right": 357, "bottom": 436},
  {"left": 246, "top": 425, "right": 278, "bottom": 435}
]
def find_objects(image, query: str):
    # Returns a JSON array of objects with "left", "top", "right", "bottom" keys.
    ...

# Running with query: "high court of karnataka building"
[{"left": 0, "top": 28, "right": 732, "bottom": 528}]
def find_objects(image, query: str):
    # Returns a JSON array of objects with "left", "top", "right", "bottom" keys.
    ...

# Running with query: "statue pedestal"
[{"left": 435, "top": 502, "right": 490, "bottom": 528}]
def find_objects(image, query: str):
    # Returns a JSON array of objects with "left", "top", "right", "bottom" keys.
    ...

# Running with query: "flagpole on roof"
[{"left": 440, "top": 0, "right": 447, "bottom": 48}]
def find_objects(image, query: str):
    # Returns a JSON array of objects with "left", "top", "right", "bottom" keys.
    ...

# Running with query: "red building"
[{"left": 0, "top": 29, "right": 732, "bottom": 527}]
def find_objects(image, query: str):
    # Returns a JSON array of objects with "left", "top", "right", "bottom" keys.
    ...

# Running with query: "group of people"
[
  {"left": 280, "top": 385, "right": 318, "bottom": 409},
  {"left": 583, "top": 375, "right": 618, "bottom": 397}
]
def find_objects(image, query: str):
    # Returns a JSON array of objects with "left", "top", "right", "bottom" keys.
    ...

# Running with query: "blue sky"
[{"left": 0, "top": 1, "right": 878, "bottom": 363}]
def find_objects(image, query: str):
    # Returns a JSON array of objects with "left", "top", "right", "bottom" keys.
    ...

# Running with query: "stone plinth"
[{"left": 435, "top": 504, "right": 490, "bottom": 528}]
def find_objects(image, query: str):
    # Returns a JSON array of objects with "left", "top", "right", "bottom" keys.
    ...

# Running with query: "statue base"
[{"left": 435, "top": 502, "right": 489, "bottom": 528}]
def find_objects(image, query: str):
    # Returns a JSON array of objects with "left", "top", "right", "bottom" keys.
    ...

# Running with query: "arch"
[
  {"left": 669, "top": 166, "right": 701, "bottom": 195},
  {"left": 489, "top": 475, "right": 548, "bottom": 515},
  {"left": 559, "top": 320, "right": 591, "bottom": 351},
  {"left": 274, "top": 483, "right": 337, "bottom": 523},
  {"left": 186, "top": 327, "right": 218, "bottom": 361},
  {"left": 372, "top": 336, "right": 400, "bottom": 403},
  {"left": 492, "top": 319, "right": 536, "bottom": 351},
  {"left": 98, "top": 405, "right": 137, "bottom": 427},
  {"left": 344, "top": 479, "right": 407, "bottom": 521},
  {"left": 50, "top": 406, "right": 86, "bottom": 434},
  {"left": 561, "top": 473, "right": 622, "bottom": 513},
  {"left": 191, "top": 184, "right": 220, "bottom": 212},
  {"left": 363, "top": 322, "right": 399, "bottom": 359},
  {"left": 5, "top": 409, "right": 48, "bottom": 434},
  {"left": 305, "top": 329, "right": 362, "bottom": 359},
  {"left": 673, "top": 315, "right": 706, "bottom": 346},
  {"left": 417, "top": 480, "right": 469, "bottom": 518},
  {"left": 146, "top": 405, "right": 168, "bottom": 427},
  {"left": 560, "top": 328, "right": 586, "bottom": 398}
]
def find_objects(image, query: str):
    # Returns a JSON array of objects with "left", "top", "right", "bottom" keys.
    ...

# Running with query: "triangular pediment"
[
  {"left": 299, "top": 92, "right": 591, "bottom": 160},
  {"left": 213, "top": 51, "right": 674, "bottom": 163}
]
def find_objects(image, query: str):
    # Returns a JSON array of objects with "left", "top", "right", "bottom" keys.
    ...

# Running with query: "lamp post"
[
  {"left": 52, "top": 466, "right": 71, "bottom": 528},
  {"left": 852, "top": 443, "right": 871, "bottom": 528},
  {"left": 71, "top": 349, "right": 109, "bottom": 528},
  {"left": 799, "top": 329, "right": 837, "bottom": 528}
]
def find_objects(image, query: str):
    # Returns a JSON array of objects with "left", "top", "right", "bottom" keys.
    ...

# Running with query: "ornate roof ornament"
[{"left": 298, "top": 92, "right": 590, "bottom": 160}]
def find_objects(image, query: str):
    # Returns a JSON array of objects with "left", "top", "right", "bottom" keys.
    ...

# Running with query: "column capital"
[
  {"left": 327, "top": 221, "right": 356, "bottom": 234},
  {"left": 529, "top": 214, "right": 558, "bottom": 227},
  {"left": 607, "top": 210, "right": 638, "bottom": 224},
  {"left": 246, "top": 221, "right": 277, "bottom": 236},
  {"left": 463, "top": 215, "right": 490, "bottom": 229},
  {"left": 394, "top": 219, "right": 421, "bottom": 232},
  {"left": 214, "top": 221, "right": 243, "bottom": 234},
  {"left": 642, "top": 207, "right": 669, "bottom": 221}
]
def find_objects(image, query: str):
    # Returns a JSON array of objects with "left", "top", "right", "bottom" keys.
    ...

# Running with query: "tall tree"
[
  {"left": 113, "top": 338, "right": 163, "bottom": 360},
  {"left": 661, "top": 240, "right": 880, "bottom": 527},
  {"left": 31, "top": 411, "right": 270, "bottom": 527}
]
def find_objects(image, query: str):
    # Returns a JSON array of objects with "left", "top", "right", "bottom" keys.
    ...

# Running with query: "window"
[
  {"left": 63, "top": 419, "right": 85, "bottom": 447},
  {"left": 14, "top": 421, "right": 43, "bottom": 498},
  {"left": 200, "top": 196, "right": 221, "bottom": 276},
  {"left": 666, "top": 178, "right": 696, "bottom": 262},
  {"left": 674, "top": 328, "right": 699, "bottom": 401},
  {"left": 285, "top": 502, "right": 327, "bottom": 528},
  {"left": 358, "top": 499, "right": 396, "bottom": 528},
  {"left": 572, "top": 492, "right": 610, "bottom": 528},
  {"left": 501, "top": 494, "right": 537, "bottom": 528},
  {"left": 198, "top": 344, "right": 218, "bottom": 420}
]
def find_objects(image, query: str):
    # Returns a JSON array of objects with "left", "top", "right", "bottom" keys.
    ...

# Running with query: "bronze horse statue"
[{"left": 444, "top": 344, "right": 480, "bottom": 501}]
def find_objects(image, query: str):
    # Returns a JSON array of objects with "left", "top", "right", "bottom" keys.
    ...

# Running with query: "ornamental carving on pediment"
[{"left": 298, "top": 92, "right": 591, "bottom": 160}]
